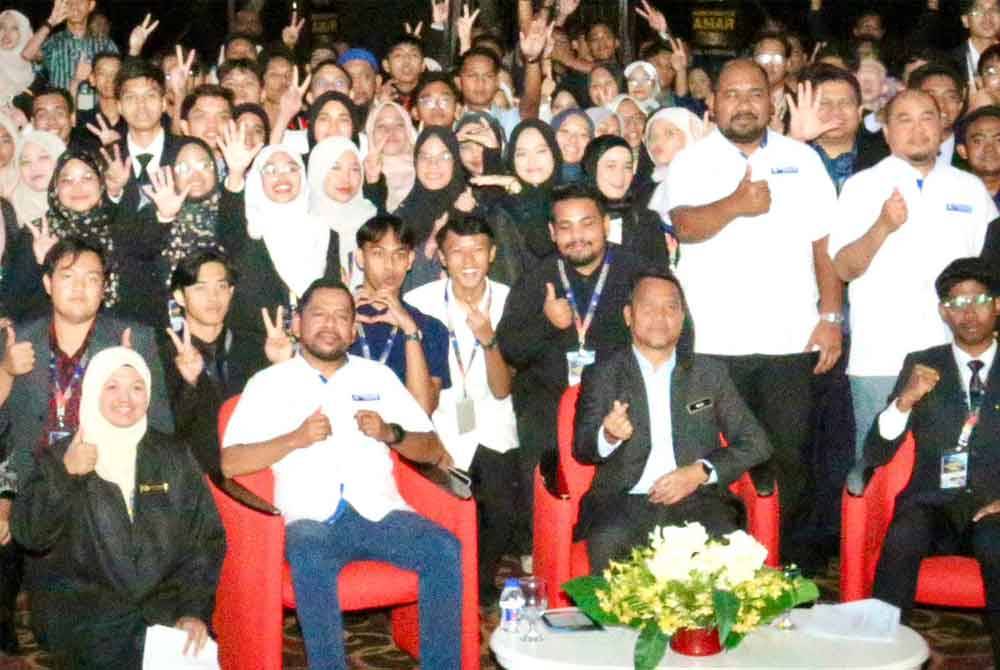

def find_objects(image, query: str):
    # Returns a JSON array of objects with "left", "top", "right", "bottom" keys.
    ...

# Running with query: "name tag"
[
  {"left": 566, "top": 349, "right": 596, "bottom": 386},
  {"left": 946, "top": 203, "right": 972, "bottom": 213},
  {"left": 770, "top": 166, "right": 799, "bottom": 175},
  {"left": 940, "top": 449, "right": 968, "bottom": 490},
  {"left": 352, "top": 393, "right": 381, "bottom": 402},
  {"left": 138, "top": 482, "right": 170, "bottom": 494},
  {"left": 47, "top": 430, "right": 72, "bottom": 446},
  {"left": 687, "top": 398, "right": 713, "bottom": 414},
  {"left": 456, "top": 398, "right": 476, "bottom": 434}
]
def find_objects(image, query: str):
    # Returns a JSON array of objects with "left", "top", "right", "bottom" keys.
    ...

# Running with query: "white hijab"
[
  {"left": 11, "top": 129, "right": 65, "bottom": 227},
  {"left": 308, "top": 136, "right": 377, "bottom": 284},
  {"left": 0, "top": 112, "right": 19, "bottom": 201},
  {"left": 0, "top": 11, "right": 33, "bottom": 106},
  {"left": 79, "top": 347, "right": 151, "bottom": 520},
  {"left": 363, "top": 101, "right": 416, "bottom": 213},
  {"left": 245, "top": 145, "right": 330, "bottom": 298},
  {"left": 624, "top": 61, "right": 662, "bottom": 115},
  {"left": 646, "top": 107, "right": 706, "bottom": 220}
]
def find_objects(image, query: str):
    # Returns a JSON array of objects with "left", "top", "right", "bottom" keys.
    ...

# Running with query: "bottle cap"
[{"left": 503, "top": 577, "right": 520, "bottom": 588}]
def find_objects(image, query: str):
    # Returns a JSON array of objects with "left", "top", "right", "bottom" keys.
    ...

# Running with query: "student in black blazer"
[
  {"left": 865, "top": 257, "right": 1000, "bottom": 666},
  {"left": 573, "top": 272, "right": 772, "bottom": 573}
]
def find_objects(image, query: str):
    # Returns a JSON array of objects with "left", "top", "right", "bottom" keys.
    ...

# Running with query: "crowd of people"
[{"left": 0, "top": 0, "right": 998, "bottom": 667}]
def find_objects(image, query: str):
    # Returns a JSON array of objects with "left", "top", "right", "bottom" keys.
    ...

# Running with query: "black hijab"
[
  {"left": 502, "top": 119, "right": 563, "bottom": 259},
  {"left": 395, "top": 126, "right": 468, "bottom": 246},
  {"left": 582, "top": 134, "right": 637, "bottom": 216},
  {"left": 307, "top": 91, "right": 360, "bottom": 149},
  {"left": 455, "top": 111, "right": 506, "bottom": 176}
]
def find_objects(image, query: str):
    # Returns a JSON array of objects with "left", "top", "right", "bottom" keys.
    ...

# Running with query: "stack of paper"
[
  {"left": 795, "top": 599, "right": 901, "bottom": 642},
  {"left": 142, "top": 625, "right": 221, "bottom": 670}
]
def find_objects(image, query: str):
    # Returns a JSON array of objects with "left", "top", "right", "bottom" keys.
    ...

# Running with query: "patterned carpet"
[{"left": 1, "top": 558, "right": 993, "bottom": 669}]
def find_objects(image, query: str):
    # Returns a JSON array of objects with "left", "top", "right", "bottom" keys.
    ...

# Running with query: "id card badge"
[
  {"left": 48, "top": 430, "right": 71, "bottom": 446},
  {"left": 566, "top": 348, "right": 596, "bottom": 386},
  {"left": 167, "top": 298, "right": 184, "bottom": 333},
  {"left": 456, "top": 397, "right": 476, "bottom": 434},
  {"left": 940, "top": 447, "right": 969, "bottom": 490},
  {"left": 608, "top": 218, "right": 623, "bottom": 245}
]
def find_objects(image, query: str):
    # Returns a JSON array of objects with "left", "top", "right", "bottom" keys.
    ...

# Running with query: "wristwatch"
[
  {"left": 481, "top": 334, "right": 499, "bottom": 350},
  {"left": 387, "top": 423, "right": 406, "bottom": 446},
  {"left": 819, "top": 312, "right": 845, "bottom": 325},
  {"left": 403, "top": 330, "right": 423, "bottom": 343},
  {"left": 699, "top": 461, "right": 714, "bottom": 483}
]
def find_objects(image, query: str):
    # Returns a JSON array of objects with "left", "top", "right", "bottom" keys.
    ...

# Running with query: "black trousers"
[
  {"left": 0, "top": 539, "right": 20, "bottom": 626},
  {"left": 469, "top": 446, "right": 521, "bottom": 600},
  {"left": 706, "top": 352, "right": 817, "bottom": 564},
  {"left": 873, "top": 502, "right": 1000, "bottom": 666},
  {"left": 584, "top": 493, "right": 743, "bottom": 575}
]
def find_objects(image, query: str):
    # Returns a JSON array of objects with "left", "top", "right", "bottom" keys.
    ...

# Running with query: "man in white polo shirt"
[
  {"left": 405, "top": 215, "right": 519, "bottom": 604},
  {"left": 830, "top": 89, "right": 996, "bottom": 462},
  {"left": 220, "top": 278, "right": 461, "bottom": 670},
  {"left": 665, "top": 58, "right": 843, "bottom": 572}
]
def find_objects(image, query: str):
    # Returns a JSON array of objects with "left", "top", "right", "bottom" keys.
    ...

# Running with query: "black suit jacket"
[
  {"left": 864, "top": 342, "right": 1000, "bottom": 526},
  {"left": 573, "top": 347, "right": 772, "bottom": 538},
  {"left": 112, "top": 132, "right": 185, "bottom": 215}
]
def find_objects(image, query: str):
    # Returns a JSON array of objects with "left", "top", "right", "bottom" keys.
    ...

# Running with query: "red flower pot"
[{"left": 670, "top": 627, "right": 723, "bottom": 656}]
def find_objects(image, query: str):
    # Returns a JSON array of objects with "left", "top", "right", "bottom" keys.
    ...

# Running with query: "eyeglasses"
[
  {"left": 260, "top": 162, "right": 302, "bottom": 177},
  {"left": 941, "top": 293, "right": 994, "bottom": 310},
  {"left": 755, "top": 53, "right": 785, "bottom": 66},
  {"left": 174, "top": 160, "right": 214, "bottom": 177},
  {"left": 418, "top": 95, "right": 455, "bottom": 110},
  {"left": 416, "top": 151, "right": 454, "bottom": 166},
  {"left": 620, "top": 114, "right": 645, "bottom": 128}
]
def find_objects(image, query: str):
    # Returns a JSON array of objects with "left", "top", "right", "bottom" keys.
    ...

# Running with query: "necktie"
[
  {"left": 136, "top": 153, "right": 153, "bottom": 185},
  {"left": 968, "top": 359, "right": 985, "bottom": 411}
]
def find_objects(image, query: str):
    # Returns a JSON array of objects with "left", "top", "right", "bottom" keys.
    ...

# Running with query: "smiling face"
[
  {"left": 415, "top": 80, "right": 459, "bottom": 128},
  {"left": 884, "top": 91, "right": 942, "bottom": 169},
  {"left": 689, "top": 68, "right": 712, "bottom": 100},
  {"left": 647, "top": 119, "right": 688, "bottom": 166},
  {"left": 588, "top": 67, "right": 620, "bottom": 107},
  {"left": 616, "top": 99, "right": 645, "bottom": 149},
  {"left": 960, "top": 115, "right": 1000, "bottom": 179},
  {"left": 313, "top": 99, "right": 354, "bottom": 143},
  {"left": 384, "top": 43, "right": 423, "bottom": 87},
  {"left": 458, "top": 54, "right": 500, "bottom": 109},
  {"left": 183, "top": 95, "right": 232, "bottom": 151},
  {"left": 0, "top": 13, "right": 21, "bottom": 50},
  {"left": 586, "top": 24, "right": 618, "bottom": 61},
  {"left": 939, "top": 279, "right": 999, "bottom": 351},
  {"left": 512, "top": 127, "right": 555, "bottom": 186},
  {"left": 963, "top": 0, "right": 1000, "bottom": 40},
  {"left": 753, "top": 38, "right": 787, "bottom": 87},
  {"left": 296, "top": 287, "right": 355, "bottom": 363},
  {"left": 439, "top": 231, "right": 495, "bottom": 292},
  {"left": 56, "top": 158, "right": 102, "bottom": 212},
  {"left": 556, "top": 114, "right": 592, "bottom": 165},
  {"left": 19, "top": 141, "right": 58, "bottom": 192},
  {"left": 32, "top": 93, "right": 73, "bottom": 143},
  {"left": 263, "top": 57, "right": 294, "bottom": 103},
  {"left": 415, "top": 135, "right": 455, "bottom": 191},
  {"left": 323, "top": 149, "right": 362, "bottom": 203},
  {"left": 260, "top": 151, "right": 302, "bottom": 203},
  {"left": 98, "top": 365, "right": 149, "bottom": 428},
  {"left": 595, "top": 146, "right": 634, "bottom": 200},
  {"left": 549, "top": 196, "right": 608, "bottom": 270},
  {"left": 174, "top": 143, "right": 216, "bottom": 199}
]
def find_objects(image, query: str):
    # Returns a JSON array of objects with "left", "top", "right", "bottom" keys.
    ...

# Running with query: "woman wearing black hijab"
[
  {"left": 306, "top": 91, "right": 361, "bottom": 151},
  {"left": 582, "top": 135, "right": 669, "bottom": 268}
]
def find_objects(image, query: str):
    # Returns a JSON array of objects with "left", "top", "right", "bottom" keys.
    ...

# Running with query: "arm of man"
[
  {"left": 669, "top": 166, "right": 769, "bottom": 243},
  {"left": 221, "top": 408, "right": 330, "bottom": 477},
  {"left": 832, "top": 187, "right": 906, "bottom": 281},
  {"left": 808, "top": 236, "right": 844, "bottom": 373},
  {"left": 573, "top": 361, "right": 618, "bottom": 464},
  {"left": 864, "top": 354, "right": 934, "bottom": 467},
  {"left": 497, "top": 274, "right": 571, "bottom": 369}
]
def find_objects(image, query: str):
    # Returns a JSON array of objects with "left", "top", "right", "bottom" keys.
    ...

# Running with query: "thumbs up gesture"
[
  {"left": 543, "top": 282, "right": 574, "bottom": 330},
  {"left": 63, "top": 430, "right": 98, "bottom": 476},
  {"left": 729, "top": 165, "right": 771, "bottom": 218},
  {"left": 879, "top": 188, "right": 908, "bottom": 233},
  {"left": 602, "top": 400, "right": 633, "bottom": 443},
  {"left": 291, "top": 407, "right": 332, "bottom": 449},
  {"left": 1, "top": 325, "right": 35, "bottom": 377}
]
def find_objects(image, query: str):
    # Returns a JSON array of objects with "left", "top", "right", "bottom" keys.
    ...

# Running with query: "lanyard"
[
  {"left": 50, "top": 349, "right": 89, "bottom": 428},
  {"left": 444, "top": 281, "right": 492, "bottom": 396},
  {"left": 557, "top": 252, "right": 612, "bottom": 350},
  {"left": 356, "top": 323, "right": 398, "bottom": 364}
]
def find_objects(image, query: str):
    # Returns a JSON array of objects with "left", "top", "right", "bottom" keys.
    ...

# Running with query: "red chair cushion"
[
  {"left": 281, "top": 559, "right": 422, "bottom": 610},
  {"left": 570, "top": 541, "right": 590, "bottom": 578},
  {"left": 915, "top": 557, "right": 987, "bottom": 608}
]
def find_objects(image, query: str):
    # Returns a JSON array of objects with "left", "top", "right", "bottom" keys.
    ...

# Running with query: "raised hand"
[
  {"left": 729, "top": 166, "right": 771, "bottom": 218},
  {"left": 25, "top": 215, "right": 58, "bottom": 265},
  {"left": 431, "top": 0, "right": 449, "bottom": 25},
  {"left": 277, "top": 66, "right": 310, "bottom": 126},
  {"left": 602, "top": 400, "right": 633, "bottom": 443},
  {"left": 88, "top": 114, "right": 121, "bottom": 147},
  {"left": 63, "top": 430, "right": 98, "bottom": 476},
  {"left": 218, "top": 119, "right": 263, "bottom": 178},
  {"left": 456, "top": 118, "right": 498, "bottom": 148},
  {"left": 520, "top": 15, "right": 554, "bottom": 63},
  {"left": 166, "top": 45, "right": 196, "bottom": 102},
  {"left": 667, "top": 36, "right": 689, "bottom": 72},
  {"left": 543, "top": 282, "right": 573, "bottom": 330},
  {"left": 424, "top": 211, "right": 448, "bottom": 259},
  {"left": 72, "top": 57, "right": 92, "bottom": 87},
  {"left": 176, "top": 617, "right": 209, "bottom": 657},
  {"left": 166, "top": 326, "right": 205, "bottom": 386},
  {"left": 879, "top": 188, "right": 907, "bottom": 233},
  {"left": 128, "top": 13, "right": 160, "bottom": 56},
  {"left": 2, "top": 325, "right": 36, "bottom": 377},
  {"left": 635, "top": 0, "right": 669, "bottom": 35},
  {"left": 261, "top": 306, "right": 295, "bottom": 364},
  {"left": 465, "top": 300, "right": 494, "bottom": 345},
  {"left": 456, "top": 3, "right": 480, "bottom": 52},
  {"left": 292, "top": 407, "right": 332, "bottom": 448},
  {"left": 47, "top": 0, "right": 69, "bottom": 28},
  {"left": 557, "top": 0, "right": 582, "bottom": 22},
  {"left": 896, "top": 363, "right": 940, "bottom": 412},
  {"left": 404, "top": 20, "right": 424, "bottom": 39},
  {"left": 143, "top": 166, "right": 191, "bottom": 221},
  {"left": 364, "top": 132, "right": 388, "bottom": 183},
  {"left": 355, "top": 409, "right": 392, "bottom": 442},
  {"left": 281, "top": 11, "right": 306, "bottom": 48},
  {"left": 99, "top": 143, "right": 131, "bottom": 199},
  {"left": 787, "top": 81, "right": 839, "bottom": 142}
]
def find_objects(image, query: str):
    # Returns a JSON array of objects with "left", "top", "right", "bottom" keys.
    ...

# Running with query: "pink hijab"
[{"left": 363, "top": 101, "right": 416, "bottom": 213}]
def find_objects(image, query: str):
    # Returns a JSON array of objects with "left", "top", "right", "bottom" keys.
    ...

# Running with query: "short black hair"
[
  {"left": 91, "top": 51, "right": 123, "bottom": 72},
  {"left": 628, "top": 270, "right": 685, "bottom": 305},
  {"left": 180, "top": 84, "right": 236, "bottom": 120},
  {"left": 356, "top": 214, "right": 415, "bottom": 250},
  {"left": 260, "top": 45, "right": 297, "bottom": 73},
  {"left": 459, "top": 47, "right": 501, "bottom": 73},
  {"left": 961, "top": 0, "right": 982, "bottom": 15},
  {"left": 299, "top": 277, "right": 355, "bottom": 314},
  {"left": 32, "top": 86, "right": 75, "bottom": 115},
  {"left": 815, "top": 41, "right": 859, "bottom": 71},
  {"left": 415, "top": 72, "right": 460, "bottom": 101},
  {"left": 233, "top": 102, "right": 271, "bottom": 140},
  {"left": 957, "top": 105, "right": 1000, "bottom": 145},
  {"left": 115, "top": 57, "right": 166, "bottom": 99},
  {"left": 936, "top": 257, "right": 1000, "bottom": 299},
  {"left": 907, "top": 61, "right": 966, "bottom": 92},
  {"left": 385, "top": 35, "right": 424, "bottom": 61},
  {"left": 551, "top": 182, "right": 606, "bottom": 217},
  {"left": 979, "top": 44, "right": 1000, "bottom": 76},
  {"left": 434, "top": 214, "right": 496, "bottom": 251},
  {"left": 801, "top": 63, "right": 862, "bottom": 106},
  {"left": 43, "top": 237, "right": 106, "bottom": 278},
  {"left": 224, "top": 32, "right": 259, "bottom": 52},
  {"left": 752, "top": 31, "right": 791, "bottom": 58},
  {"left": 639, "top": 41, "right": 673, "bottom": 61},
  {"left": 169, "top": 248, "right": 237, "bottom": 293},
  {"left": 218, "top": 58, "right": 263, "bottom": 85},
  {"left": 312, "top": 59, "right": 352, "bottom": 85}
]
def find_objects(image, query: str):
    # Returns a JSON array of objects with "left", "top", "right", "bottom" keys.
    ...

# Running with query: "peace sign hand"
[
  {"left": 218, "top": 119, "right": 263, "bottom": 178},
  {"left": 278, "top": 66, "right": 311, "bottom": 125},
  {"left": 26, "top": 216, "right": 58, "bottom": 265},
  {"left": 456, "top": 3, "right": 480, "bottom": 52},
  {"left": 364, "top": 132, "right": 388, "bottom": 183},
  {"left": 667, "top": 36, "right": 689, "bottom": 71},
  {"left": 128, "top": 13, "right": 160, "bottom": 56},
  {"left": 262, "top": 306, "right": 295, "bottom": 364},
  {"left": 47, "top": 0, "right": 68, "bottom": 28},
  {"left": 87, "top": 113, "right": 121, "bottom": 147},
  {"left": 143, "top": 167, "right": 191, "bottom": 221},
  {"left": 635, "top": 0, "right": 669, "bottom": 35},
  {"left": 165, "top": 326, "right": 205, "bottom": 386},
  {"left": 282, "top": 11, "right": 306, "bottom": 48},
  {"left": 167, "top": 46, "right": 196, "bottom": 101},
  {"left": 99, "top": 143, "right": 131, "bottom": 199},
  {"left": 404, "top": 21, "right": 424, "bottom": 39}
]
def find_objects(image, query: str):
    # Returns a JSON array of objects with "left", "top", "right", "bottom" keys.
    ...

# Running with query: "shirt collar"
[
  {"left": 632, "top": 345, "right": 677, "bottom": 376},
  {"left": 952, "top": 339, "right": 998, "bottom": 378},
  {"left": 884, "top": 154, "right": 939, "bottom": 182},
  {"left": 127, "top": 127, "right": 165, "bottom": 159}
]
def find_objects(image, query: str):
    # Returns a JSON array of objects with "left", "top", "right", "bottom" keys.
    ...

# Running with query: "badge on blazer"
[{"left": 687, "top": 398, "right": 713, "bottom": 414}]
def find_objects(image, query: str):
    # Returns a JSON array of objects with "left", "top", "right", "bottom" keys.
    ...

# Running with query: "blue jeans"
[
  {"left": 849, "top": 375, "right": 897, "bottom": 460},
  {"left": 285, "top": 504, "right": 462, "bottom": 670}
]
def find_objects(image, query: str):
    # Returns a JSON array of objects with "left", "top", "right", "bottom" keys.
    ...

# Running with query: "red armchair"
[
  {"left": 534, "top": 385, "right": 782, "bottom": 608},
  {"left": 209, "top": 396, "right": 481, "bottom": 670},
  {"left": 840, "top": 433, "right": 986, "bottom": 607}
]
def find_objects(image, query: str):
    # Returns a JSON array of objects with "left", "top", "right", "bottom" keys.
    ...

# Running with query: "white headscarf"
[
  {"left": 0, "top": 112, "right": 19, "bottom": 200},
  {"left": 308, "top": 137, "right": 377, "bottom": 284},
  {"left": 79, "top": 347, "right": 151, "bottom": 520},
  {"left": 11, "top": 129, "right": 65, "bottom": 226},
  {"left": 0, "top": 11, "right": 34, "bottom": 106},
  {"left": 245, "top": 145, "right": 331, "bottom": 298},
  {"left": 624, "top": 61, "right": 662, "bottom": 114},
  {"left": 363, "top": 101, "right": 416, "bottom": 213},
  {"left": 646, "top": 108, "right": 707, "bottom": 220}
]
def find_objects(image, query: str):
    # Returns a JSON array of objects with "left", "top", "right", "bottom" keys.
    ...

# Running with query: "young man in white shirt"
[
  {"left": 221, "top": 278, "right": 461, "bottom": 670},
  {"left": 405, "top": 215, "right": 518, "bottom": 603},
  {"left": 831, "top": 89, "right": 996, "bottom": 461}
]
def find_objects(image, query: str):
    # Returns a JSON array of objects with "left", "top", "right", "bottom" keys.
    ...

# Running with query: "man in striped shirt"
[{"left": 21, "top": 0, "right": 118, "bottom": 91}]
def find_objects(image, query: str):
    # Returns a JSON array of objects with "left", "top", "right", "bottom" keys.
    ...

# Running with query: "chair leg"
[{"left": 391, "top": 604, "right": 420, "bottom": 658}]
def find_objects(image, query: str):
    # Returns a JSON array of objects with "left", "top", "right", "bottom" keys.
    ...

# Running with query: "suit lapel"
[{"left": 623, "top": 351, "right": 651, "bottom": 464}]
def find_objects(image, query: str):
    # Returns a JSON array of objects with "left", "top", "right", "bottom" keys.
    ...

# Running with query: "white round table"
[{"left": 489, "top": 612, "right": 930, "bottom": 670}]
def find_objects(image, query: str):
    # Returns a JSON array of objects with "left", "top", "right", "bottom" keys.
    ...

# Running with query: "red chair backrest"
[
  {"left": 556, "top": 385, "right": 596, "bottom": 505},
  {"left": 217, "top": 394, "right": 276, "bottom": 504}
]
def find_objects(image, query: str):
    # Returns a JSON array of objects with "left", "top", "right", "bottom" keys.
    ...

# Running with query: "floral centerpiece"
[{"left": 564, "top": 522, "right": 819, "bottom": 670}]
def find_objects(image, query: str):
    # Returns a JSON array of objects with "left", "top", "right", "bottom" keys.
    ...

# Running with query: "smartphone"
[{"left": 541, "top": 608, "right": 603, "bottom": 632}]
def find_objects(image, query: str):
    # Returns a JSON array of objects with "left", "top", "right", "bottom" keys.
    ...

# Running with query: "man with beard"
[
  {"left": 832, "top": 90, "right": 996, "bottom": 471},
  {"left": 221, "top": 277, "right": 461, "bottom": 670},
  {"left": 865, "top": 257, "right": 1000, "bottom": 669},
  {"left": 664, "top": 58, "right": 842, "bottom": 573},
  {"left": 496, "top": 182, "right": 655, "bottom": 560}
]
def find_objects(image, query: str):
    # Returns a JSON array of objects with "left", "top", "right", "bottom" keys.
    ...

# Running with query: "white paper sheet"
[
  {"left": 142, "top": 624, "right": 221, "bottom": 670},
  {"left": 796, "top": 598, "right": 901, "bottom": 642}
]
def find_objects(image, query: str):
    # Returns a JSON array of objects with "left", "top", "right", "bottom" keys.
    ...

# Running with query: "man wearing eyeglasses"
[
  {"left": 411, "top": 73, "right": 461, "bottom": 129},
  {"left": 865, "top": 257, "right": 1000, "bottom": 669},
  {"left": 955, "top": 0, "right": 1000, "bottom": 84}
]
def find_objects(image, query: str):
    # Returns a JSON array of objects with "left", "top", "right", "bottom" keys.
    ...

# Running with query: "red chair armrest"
[
  {"left": 533, "top": 467, "right": 578, "bottom": 608},
  {"left": 729, "top": 473, "right": 781, "bottom": 567}
]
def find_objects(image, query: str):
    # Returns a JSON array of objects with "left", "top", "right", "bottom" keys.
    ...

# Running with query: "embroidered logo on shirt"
[
  {"left": 946, "top": 203, "right": 973, "bottom": 213},
  {"left": 687, "top": 398, "right": 713, "bottom": 413},
  {"left": 770, "top": 166, "right": 799, "bottom": 175},
  {"left": 352, "top": 393, "right": 381, "bottom": 402}
]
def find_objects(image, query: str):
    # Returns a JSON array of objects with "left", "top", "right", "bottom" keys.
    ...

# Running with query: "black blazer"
[
  {"left": 111, "top": 132, "right": 186, "bottom": 215},
  {"left": 573, "top": 347, "right": 772, "bottom": 537},
  {"left": 864, "top": 342, "right": 1000, "bottom": 525}
]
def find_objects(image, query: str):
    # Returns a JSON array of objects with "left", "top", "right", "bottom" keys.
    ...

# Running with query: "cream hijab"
[
  {"left": 363, "top": 101, "right": 416, "bottom": 213},
  {"left": 79, "top": 347, "right": 151, "bottom": 520},
  {"left": 245, "top": 145, "right": 331, "bottom": 298},
  {"left": 0, "top": 112, "right": 19, "bottom": 199},
  {"left": 11, "top": 129, "right": 65, "bottom": 226},
  {"left": 0, "top": 11, "right": 34, "bottom": 106},
  {"left": 308, "top": 136, "right": 377, "bottom": 284},
  {"left": 646, "top": 107, "right": 706, "bottom": 219}
]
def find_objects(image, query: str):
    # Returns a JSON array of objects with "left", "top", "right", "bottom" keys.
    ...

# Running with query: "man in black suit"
[
  {"left": 572, "top": 272, "right": 772, "bottom": 573},
  {"left": 867, "top": 257, "right": 1000, "bottom": 664}
]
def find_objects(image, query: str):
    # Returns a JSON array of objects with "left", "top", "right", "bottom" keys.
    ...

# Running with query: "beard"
[
  {"left": 904, "top": 150, "right": 935, "bottom": 164},
  {"left": 565, "top": 246, "right": 602, "bottom": 268},
  {"left": 720, "top": 115, "right": 766, "bottom": 144},
  {"left": 301, "top": 336, "right": 349, "bottom": 363}
]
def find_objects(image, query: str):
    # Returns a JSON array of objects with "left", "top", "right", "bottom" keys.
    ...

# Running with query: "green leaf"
[
  {"left": 712, "top": 589, "right": 740, "bottom": 646},
  {"left": 634, "top": 623, "right": 668, "bottom": 670},
  {"left": 791, "top": 578, "right": 820, "bottom": 606},
  {"left": 563, "top": 576, "right": 620, "bottom": 625}
]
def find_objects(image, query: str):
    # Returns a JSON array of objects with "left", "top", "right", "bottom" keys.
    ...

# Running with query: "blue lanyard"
[
  {"left": 49, "top": 349, "right": 89, "bottom": 428},
  {"left": 557, "top": 251, "right": 613, "bottom": 349},
  {"left": 356, "top": 324, "right": 398, "bottom": 364},
  {"left": 444, "top": 282, "right": 492, "bottom": 395}
]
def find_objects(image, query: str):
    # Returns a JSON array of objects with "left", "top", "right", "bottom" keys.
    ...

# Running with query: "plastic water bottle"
[{"left": 499, "top": 577, "right": 525, "bottom": 633}]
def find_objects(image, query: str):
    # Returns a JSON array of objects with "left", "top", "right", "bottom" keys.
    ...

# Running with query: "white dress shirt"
[
  {"left": 830, "top": 156, "right": 996, "bottom": 376},
  {"left": 127, "top": 127, "right": 166, "bottom": 175},
  {"left": 222, "top": 354, "right": 434, "bottom": 524}
]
